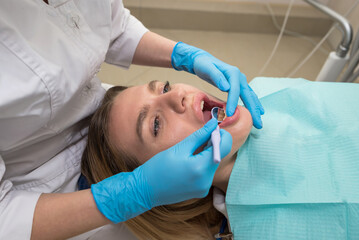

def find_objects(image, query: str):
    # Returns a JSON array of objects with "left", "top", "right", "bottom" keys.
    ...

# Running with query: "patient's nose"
[{"left": 160, "top": 88, "right": 186, "bottom": 113}]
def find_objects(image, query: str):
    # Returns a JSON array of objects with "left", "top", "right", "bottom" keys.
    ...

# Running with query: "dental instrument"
[
  {"left": 304, "top": 0, "right": 352, "bottom": 82},
  {"left": 289, "top": 0, "right": 359, "bottom": 82},
  {"left": 211, "top": 107, "right": 226, "bottom": 164},
  {"left": 341, "top": 26, "right": 359, "bottom": 82}
]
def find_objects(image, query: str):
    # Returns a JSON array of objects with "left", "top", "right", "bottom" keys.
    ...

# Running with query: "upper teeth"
[{"left": 200, "top": 101, "right": 204, "bottom": 111}]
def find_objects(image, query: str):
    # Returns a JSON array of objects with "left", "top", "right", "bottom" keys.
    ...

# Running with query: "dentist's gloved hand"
[
  {"left": 91, "top": 119, "right": 232, "bottom": 223},
  {"left": 171, "top": 42, "right": 265, "bottom": 129}
]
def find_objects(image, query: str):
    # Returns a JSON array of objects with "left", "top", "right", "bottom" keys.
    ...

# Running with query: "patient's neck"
[{"left": 212, "top": 152, "right": 237, "bottom": 193}]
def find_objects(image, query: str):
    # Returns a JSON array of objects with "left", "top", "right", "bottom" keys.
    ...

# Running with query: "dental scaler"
[{"left": 211, "top": 107, "right": 226, "bottom": 163}]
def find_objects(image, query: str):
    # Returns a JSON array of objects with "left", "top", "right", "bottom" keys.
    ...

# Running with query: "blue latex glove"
[
  {"left": 91, "top": 119, "right": 232, "bottom": 223},
  {"left": 171, "top": 42, "right": 265, "bottom": 129}
]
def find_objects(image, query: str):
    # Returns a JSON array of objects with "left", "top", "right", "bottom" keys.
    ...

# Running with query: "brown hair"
[{"left": 81, "top": 85, "right": 222, "bottom": 240}]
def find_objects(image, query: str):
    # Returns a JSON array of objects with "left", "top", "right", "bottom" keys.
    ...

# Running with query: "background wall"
[
  {"left": 99, "top": 0, "right": 358, "bottom": 89},
  {"left": 125, "top": 0, "right": 332, "bottom": 36},
  {"left": 231, "top": 0, "right": 359, "bottom": 51},
  {"left": 228, "top": 0, "right": 329, "bottom": 5}
]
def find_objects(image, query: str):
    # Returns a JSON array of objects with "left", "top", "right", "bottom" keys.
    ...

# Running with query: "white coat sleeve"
[
  {"left": 105, "top": 0, "right": 149, "bottom": 68},
  {"left": 0, "top": 155, "right": 41, "bottom": 239}
]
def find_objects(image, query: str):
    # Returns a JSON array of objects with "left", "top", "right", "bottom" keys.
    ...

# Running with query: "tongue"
[{"left": 203, "top": 110, "right": 212, "bottom": 122}]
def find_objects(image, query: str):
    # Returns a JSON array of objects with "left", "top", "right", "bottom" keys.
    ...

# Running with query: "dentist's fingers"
[
  {"left": 195, "top": 128, "right": 232, "bottom": 166},
  {"left": 225, "top": 70, "right": 243, "bottom": 117},
  {"left": 249, "top": 86, "right": 265, "bottom": 115},
  {"left": 195, "top": 61, "right": 230, "bottom": 91},
  {"left": 241, "top": 87, "right": 263, "bottom": 129},
  {"left": 215, "top": 62, "right": 243, "bottom": 117},
  {"left": 191, "top": 129, "right": 232, "bottom": 197},
  {"left": 219, "top": 129, "right": 233, "bottom": 159},
  {"left": 178, "top": 118, "right": 218, "bottom": 155}
]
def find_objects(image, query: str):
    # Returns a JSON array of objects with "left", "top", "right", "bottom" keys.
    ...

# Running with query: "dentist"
[{"left": 0, "top": 0, "right": 263, "bottom": 239}]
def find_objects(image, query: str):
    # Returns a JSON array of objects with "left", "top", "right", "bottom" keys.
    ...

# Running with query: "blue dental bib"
[{"left": 226, "top": 78, "right": 359, "bottom": 240}]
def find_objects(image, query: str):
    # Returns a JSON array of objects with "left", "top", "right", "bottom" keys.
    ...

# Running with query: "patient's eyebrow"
[
  {"left": 148, "top": 80, "right": 158, "bottom": 93},
  {"left": 136, "top": 104, "right": 150, "bottom": 143}
]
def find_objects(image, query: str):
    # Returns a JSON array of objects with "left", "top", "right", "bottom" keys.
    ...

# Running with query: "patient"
[{"left": 82, "top": 78, "right": 359, "bottom": 240}]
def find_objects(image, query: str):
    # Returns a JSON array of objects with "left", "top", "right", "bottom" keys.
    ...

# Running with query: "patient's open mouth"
[
  {"left": 194, "top": 93, "right": 240, "bottom": 128},
  {"left": 200, "top": 98, "right": 224, "bottom": 123}
]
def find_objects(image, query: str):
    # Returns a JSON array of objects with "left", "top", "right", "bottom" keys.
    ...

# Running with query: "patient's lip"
[{"left": 219, "top": 106, "right": 240, "bottom": 128}]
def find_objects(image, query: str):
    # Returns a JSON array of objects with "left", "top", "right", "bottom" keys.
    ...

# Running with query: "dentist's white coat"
[{"left": 0, "top": 0, "right": 147, "bottom": 239}]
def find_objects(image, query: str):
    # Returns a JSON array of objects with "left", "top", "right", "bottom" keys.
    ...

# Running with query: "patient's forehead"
[{"left": 109, "top": 85, "right": 147, "bottom": 151}]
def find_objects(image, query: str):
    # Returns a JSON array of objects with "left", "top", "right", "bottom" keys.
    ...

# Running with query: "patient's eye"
[
  {"left": 162, "top": 81, "right": 171, "bottom": 94},
  {"left": 154, "top": 116, "right": 160, "bottom": 137}
]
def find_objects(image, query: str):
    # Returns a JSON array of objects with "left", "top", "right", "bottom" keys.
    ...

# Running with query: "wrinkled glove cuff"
[
  {"left": 91, "top": 169, "right": 153, "bottom": 223},
  {"left": 171, "top": 42, "right": 204, "bottom": 74}
]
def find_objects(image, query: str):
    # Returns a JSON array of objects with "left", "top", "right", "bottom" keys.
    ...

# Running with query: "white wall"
[
  {"left": 250, "top": 0, "right": 358, "bottom": 51},
  {"left": 228, "top": 0, "right": 330, "bottom": 5}
]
